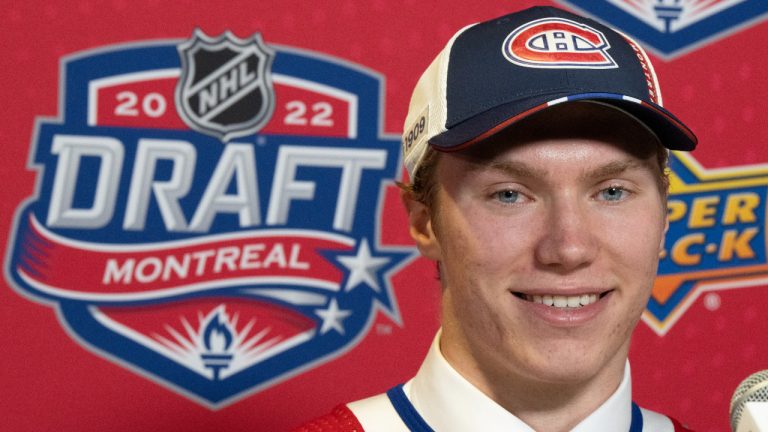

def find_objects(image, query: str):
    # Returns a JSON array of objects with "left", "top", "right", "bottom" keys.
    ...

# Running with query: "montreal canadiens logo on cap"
[{"left": 503, "top": 17, "right": 617, "bottom": 69}]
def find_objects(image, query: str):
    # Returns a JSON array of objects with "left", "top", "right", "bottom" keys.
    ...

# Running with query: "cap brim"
[{"left": 429, "top": 93, "right": 697, "bottom": 152}]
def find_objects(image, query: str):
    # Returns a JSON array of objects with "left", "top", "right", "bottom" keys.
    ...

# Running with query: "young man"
[{"left": 296, "top": 6, "right": 697, "bottom": 431}]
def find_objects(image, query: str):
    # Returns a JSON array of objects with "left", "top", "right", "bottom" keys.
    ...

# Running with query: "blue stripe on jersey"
[
  {"left": 386, "top": 384, "right": 434, "bottom": 432},
  {"left": 630, "top": 402, "right": 644, "bottom": 432}
]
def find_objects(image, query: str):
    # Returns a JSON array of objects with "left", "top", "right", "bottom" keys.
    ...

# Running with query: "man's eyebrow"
[
  {"left": 583, "top": 159, "right": 655, "bottom": 180},
  {"left": 480, "top": 160, "right": 548, "bottom": 178},
  {"left": 467, "top": 158, "right": 654, "bottom": 179}
]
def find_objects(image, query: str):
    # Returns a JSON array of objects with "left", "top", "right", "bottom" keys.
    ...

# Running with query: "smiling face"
[{"left": 405, "top": 102, "right": 668, "bottom": 398}]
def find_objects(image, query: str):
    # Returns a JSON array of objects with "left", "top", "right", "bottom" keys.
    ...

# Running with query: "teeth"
[{"left": 524, "top": 293, "right": 600, "bottom": 308}]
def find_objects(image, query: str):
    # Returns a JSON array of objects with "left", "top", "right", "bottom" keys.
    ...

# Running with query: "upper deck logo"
[
  {"left": 5, "top": 30, "right": 413, "bottom": 407},
  {"left": 558, "top": 0, "right": 768, "bottom": 58},
  {"left": 646, "top": 152, "right": 768, "bottom": 335},
  {"left": 503, "top": 18, "right": 617, "bottom": 69},
  {"left": 176, "top": 30, "right": 275, "bottom": 141}
]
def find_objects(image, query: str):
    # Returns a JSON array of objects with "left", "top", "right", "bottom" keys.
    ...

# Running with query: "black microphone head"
[{"left": 731, "top": 370, "right": 768, "bottom": 431}]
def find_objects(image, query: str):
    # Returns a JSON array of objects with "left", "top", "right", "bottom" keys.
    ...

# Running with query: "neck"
[{"left": 440, "top": 332, "right": 629, "bottom": 432}]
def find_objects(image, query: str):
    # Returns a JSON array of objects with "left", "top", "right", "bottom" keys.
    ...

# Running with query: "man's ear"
[
  {"left": 660, "top": 208, "right": 669, "bottom": 256},
  {"left": 400, "top": 189, "right": 441, "bottom": 261}
]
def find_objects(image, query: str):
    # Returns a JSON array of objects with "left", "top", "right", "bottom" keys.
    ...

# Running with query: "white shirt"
[{"left": 348, "top": 331, "right": 675, "bottom": 431}]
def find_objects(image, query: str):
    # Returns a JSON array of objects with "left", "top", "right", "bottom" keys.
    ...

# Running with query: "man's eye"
[
  {"left": 494, "top": 190, "right": 520, "bottom": 204},
  {"left": 599, "top": 186, "right": 627, "bottom": 202}
]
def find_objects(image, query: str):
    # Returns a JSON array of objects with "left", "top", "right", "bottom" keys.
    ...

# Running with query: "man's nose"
[{"left": 534, "top": 197, "right": 599, "bottom": 271}]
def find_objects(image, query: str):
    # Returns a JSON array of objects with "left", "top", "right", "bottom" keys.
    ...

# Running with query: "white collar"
[{"left": 404, "top": 331, "right": 632, "bottom": 432}]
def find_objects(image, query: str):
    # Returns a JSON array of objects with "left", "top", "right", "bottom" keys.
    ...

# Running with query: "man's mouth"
[{"left": 512, "top": 291, "right": 611, "bottom": 309}]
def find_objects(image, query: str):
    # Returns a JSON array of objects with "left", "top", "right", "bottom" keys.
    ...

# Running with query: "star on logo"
[
  {"left": 315, "top": 298, "right": 352, "bottom": 335},
  {"left": 336, "top": 238, "right": 390, "bottom": 292}
]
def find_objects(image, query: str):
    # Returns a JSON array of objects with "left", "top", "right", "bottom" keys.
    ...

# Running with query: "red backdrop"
[{"left": 2, "top": 1, "right": 767, "bottom": 431}]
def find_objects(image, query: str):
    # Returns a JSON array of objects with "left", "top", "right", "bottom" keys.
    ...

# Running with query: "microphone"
[{"left": 731, "top": 370, "right": 768, "bottom": 431}]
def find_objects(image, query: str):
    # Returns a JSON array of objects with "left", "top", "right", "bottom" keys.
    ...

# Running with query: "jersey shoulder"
[{"left": 291, "top": 404, "right": 365, "bottom": 432}]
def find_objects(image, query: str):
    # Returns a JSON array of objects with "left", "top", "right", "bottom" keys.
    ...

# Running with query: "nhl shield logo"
[{"left": 176, "top": 30, "right": 276, "bottom": 141}]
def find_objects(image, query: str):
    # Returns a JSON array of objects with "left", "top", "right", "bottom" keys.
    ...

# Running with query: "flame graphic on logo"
[
  {"left": 202, "top": 312, "right": 234, "bottom": 353},
  {"left": 200, "top": 309, "right": 236, "bottom": 380},
  {"left": 129, "top": 304, "right": 315, "bottom": 381},
  {"left": 89, "top": 303, "right": 316, "bottom": 381}
]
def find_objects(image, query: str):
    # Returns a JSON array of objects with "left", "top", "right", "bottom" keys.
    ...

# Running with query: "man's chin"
[{"left": 509, "top": 346, "right": 624, "bottom": 389}]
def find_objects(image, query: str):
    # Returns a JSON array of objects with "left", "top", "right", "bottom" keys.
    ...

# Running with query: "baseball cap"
[{"left": 401, "top": 6, "right": 697, "bottom": 178}]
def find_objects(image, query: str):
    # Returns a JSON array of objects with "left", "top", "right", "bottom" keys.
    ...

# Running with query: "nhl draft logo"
[
  {"left": 5, "top": 30, "right": 413, "bottom": 407},
  {"left": 503, "top": 18, "right": 617, "bottom": 69},
  {"left": 176, "top": 30, "right": 275, "bottom": 141},
  {"left": 558, "top": 0, "right": 768, "bottom": 58}
]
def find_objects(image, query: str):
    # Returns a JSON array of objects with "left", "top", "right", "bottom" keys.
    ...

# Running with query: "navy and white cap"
[{"left": 402, "top": 6, "right": 697, "bottom": 178}]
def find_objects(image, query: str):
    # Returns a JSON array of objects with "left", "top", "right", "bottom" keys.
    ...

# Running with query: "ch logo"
[{"left": 503, "top": 18, "right": 617, "bottom": 69}]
